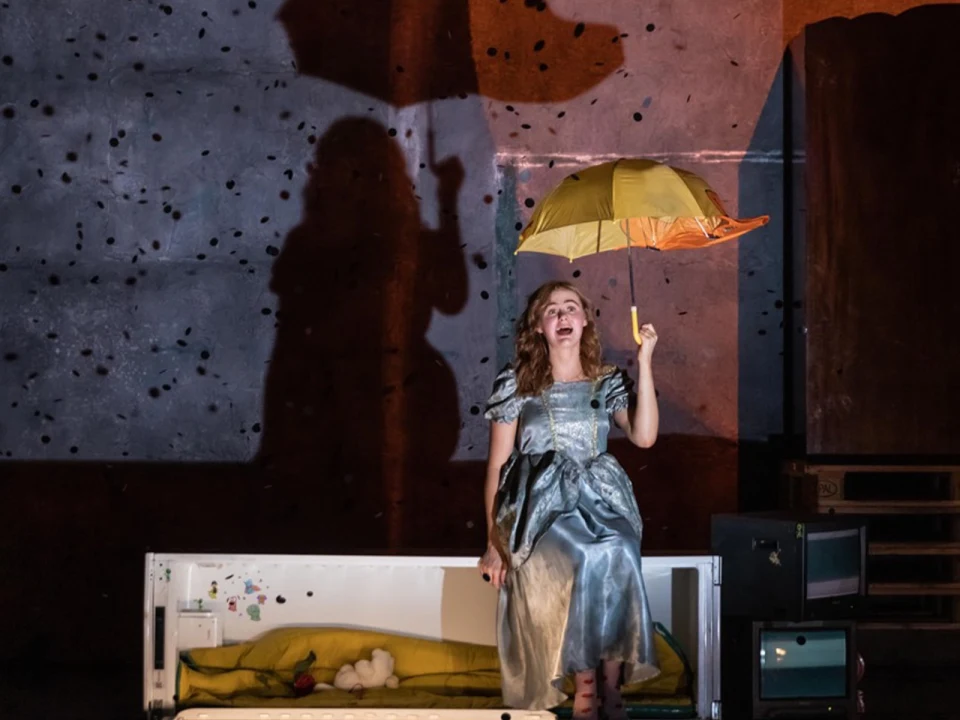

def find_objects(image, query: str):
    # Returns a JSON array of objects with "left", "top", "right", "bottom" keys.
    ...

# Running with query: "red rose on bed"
[{"left": 293, "top": 672, "right": 316, "bottom": 697}]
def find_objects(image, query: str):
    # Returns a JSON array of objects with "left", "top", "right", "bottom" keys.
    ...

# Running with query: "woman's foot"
[
  {"left": 572, "top": 671, "right": 599, "bottom": 720},
  {"left": 600, "top": 684, "right": 628, "bottom": 720}
]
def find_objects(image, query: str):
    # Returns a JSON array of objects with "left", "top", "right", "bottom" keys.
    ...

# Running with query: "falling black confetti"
[{"left": 574, "top": 23, "right": 585, "bottom": 38}]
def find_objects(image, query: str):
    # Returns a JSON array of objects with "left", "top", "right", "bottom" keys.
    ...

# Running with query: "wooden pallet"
[{"left": 784, "top": 462, "right": 960, "bottom": 629}]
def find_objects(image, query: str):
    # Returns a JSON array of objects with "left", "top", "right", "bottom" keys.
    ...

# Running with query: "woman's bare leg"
[
  {"left": 572, "top": 669, "right": 599, "bottom": 720},
  {"left": 601, "top": 661, "right": 628, "bottom": 720}
]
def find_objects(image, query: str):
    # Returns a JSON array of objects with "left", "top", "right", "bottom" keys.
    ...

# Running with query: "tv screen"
[
  {"left": 758, "top": 628, "right": 848, "bottom": 700},
  {"left": 806, "top": 528, "right": 862, "bottom": 599}
]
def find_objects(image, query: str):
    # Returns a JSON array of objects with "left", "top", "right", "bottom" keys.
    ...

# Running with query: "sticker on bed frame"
[
  {"left": 228, "top": 596, "right": 239, "bottom": 612},
  {"left": 244, "top": 579, "right": 261, "bottom": 594},
  {"left": 246, "top": 604, "right": 261, "bottom": 621},
  {"left": 208, "top": 581, "right": 218, "bottom": 599}
]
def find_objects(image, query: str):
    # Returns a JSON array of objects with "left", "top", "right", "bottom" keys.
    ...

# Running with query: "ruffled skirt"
[{"left": 495, "top": 454, "right": 660, "bottom": 709}]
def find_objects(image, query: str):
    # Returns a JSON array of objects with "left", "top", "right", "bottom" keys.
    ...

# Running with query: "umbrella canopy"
[
  {"left": 517, "top": 158, "right": 769, "bottom": 260},
  {"left": 516, "top": 158, "right": 769, "bottom": 345}
]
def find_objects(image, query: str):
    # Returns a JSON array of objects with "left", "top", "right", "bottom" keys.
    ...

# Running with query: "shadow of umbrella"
[{"left": 277, "top": 0, "right": 625, "bottom": 106}]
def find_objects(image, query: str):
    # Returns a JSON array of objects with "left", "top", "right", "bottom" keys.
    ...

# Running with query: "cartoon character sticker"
[
  {"left": 257, "top": 594, "right": 268, "bottom": 605},
  {"left": 208, "top": 581, "right": 218, "bottom": 600},
  {"left": 227, "top": 596, "right": 239, "bottom": 612},
  {"left": 244, "top": 579, "right": 261, "bottom": 595},
  {"left": 246, "top": 604, "right": 261, "bottom": 622}
]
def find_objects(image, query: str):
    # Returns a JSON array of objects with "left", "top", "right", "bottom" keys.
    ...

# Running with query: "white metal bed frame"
[{"left": 143, "top": 553, "right": 721, "bottom": 720}]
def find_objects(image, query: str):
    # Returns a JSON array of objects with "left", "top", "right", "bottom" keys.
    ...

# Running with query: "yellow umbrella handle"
[{"left": 631, "top": 306, "right": 643, "bottom": 346}]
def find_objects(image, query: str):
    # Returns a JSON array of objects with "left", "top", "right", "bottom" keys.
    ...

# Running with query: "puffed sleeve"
[
  {"left": 604, "top": 367, "right": 635, "bottom": 414},
  {"left": 484, "top": 365, "right": 522, "bottom": 423}
]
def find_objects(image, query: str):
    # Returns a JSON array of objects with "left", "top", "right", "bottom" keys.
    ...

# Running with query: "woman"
[{"left": 479, "top": 281, "right": 661, "bottom": 719}]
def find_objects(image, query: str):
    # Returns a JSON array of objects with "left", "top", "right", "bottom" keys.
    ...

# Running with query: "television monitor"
[
  {"left": 711, "top": 512, "right": 868, "bottom": 621},
  {"left": 752, "top": 620, "right": 859, "bottom": 719}
]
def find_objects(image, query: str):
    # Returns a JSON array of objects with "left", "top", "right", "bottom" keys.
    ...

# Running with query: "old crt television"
[
  {"left": 752, "top": 620, "right": 859, "bottom": 719},
  {"left": 711, "top": 512, "right": 868, "bottom": 621}
]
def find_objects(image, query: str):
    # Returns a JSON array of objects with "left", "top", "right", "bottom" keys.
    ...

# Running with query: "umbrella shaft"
[{"left": 626, "top": 225, "right": 637, "bottom": 306}]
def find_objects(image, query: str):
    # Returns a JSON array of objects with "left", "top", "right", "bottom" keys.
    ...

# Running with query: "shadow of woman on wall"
[{"left": 258, "top": 117, "right": 467, "bottom": 549}]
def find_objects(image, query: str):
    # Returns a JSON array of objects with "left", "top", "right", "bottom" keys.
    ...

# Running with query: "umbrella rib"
[{"left": 694, "top": 217, "right": 710, "bottom": 238}]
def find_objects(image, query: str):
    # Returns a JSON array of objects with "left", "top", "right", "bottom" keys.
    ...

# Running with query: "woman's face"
[{"left": 537, "top": 288, "right": 588, "bottom": 349}]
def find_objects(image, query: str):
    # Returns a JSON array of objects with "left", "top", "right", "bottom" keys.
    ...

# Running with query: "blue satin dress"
[{"left": 485, "top": 365, "right": 660, "bottom": 710}]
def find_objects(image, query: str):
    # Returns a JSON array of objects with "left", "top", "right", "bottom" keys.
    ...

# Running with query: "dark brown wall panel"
[{"left": 805, "top": 7, "right": 960, "bottom": 456}]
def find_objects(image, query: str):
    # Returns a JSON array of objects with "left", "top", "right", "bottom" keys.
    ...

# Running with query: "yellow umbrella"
[{"left": 516, "top": 158, "right": 769, "bottom": 345}]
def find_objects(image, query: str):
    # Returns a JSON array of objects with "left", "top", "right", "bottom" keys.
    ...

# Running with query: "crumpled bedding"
[{"left": 177, "top": 624, "right": 695, "bottom": 717}]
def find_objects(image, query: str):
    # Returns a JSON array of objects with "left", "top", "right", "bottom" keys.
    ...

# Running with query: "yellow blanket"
[{"left": 178, "top": 625, "right": 692, "bottom": 710}]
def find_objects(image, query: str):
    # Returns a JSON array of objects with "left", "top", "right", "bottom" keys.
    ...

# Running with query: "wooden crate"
[{"left": 784, "top": 462, "right": 960, "bottom": 629}]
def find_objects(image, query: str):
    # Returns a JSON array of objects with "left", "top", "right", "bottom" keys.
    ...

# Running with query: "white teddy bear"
[{"left": 316, "top": 648, "right": 400, "bottom": 692}]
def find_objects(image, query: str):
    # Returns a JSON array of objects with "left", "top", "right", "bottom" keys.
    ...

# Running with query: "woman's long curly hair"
[{"left": 514, "top": 281, "right": 609, "bottom": 396}]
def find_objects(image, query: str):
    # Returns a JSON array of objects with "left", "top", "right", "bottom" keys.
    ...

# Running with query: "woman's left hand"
[{"left": 637, "top": 323, "right": 658, "bottom": 364}]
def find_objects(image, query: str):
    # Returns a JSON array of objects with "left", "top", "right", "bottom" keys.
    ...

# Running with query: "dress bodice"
[{"left": 484, "top": 366, "right": 632, "bottom": 463}]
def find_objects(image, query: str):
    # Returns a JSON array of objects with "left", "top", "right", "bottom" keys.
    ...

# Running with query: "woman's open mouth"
[{"left": 557, "top": 327, "right": 574, "bottom": 337}]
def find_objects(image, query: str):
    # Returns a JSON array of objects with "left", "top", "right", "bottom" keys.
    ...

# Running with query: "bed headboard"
[{"left": 144, "top": 553, "right": 720, "bottom": 719}]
